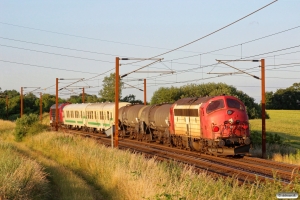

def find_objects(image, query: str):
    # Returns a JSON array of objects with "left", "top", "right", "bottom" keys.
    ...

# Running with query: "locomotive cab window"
[
  {"left": 206, "top": 99, "right": 224, "bottom": 114},
  {"left": 226, "top": 99, "right": 245, "bottom": 110}
]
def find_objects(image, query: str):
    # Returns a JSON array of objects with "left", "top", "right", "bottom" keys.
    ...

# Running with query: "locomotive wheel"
[{"left": 190, "top": 140, "right": 202, "bottom": 151}]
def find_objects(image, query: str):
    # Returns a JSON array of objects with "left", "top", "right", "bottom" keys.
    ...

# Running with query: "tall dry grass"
[
  {"left": 0, "top": 142, "right": 50, "bottom": 200},
  {"left": 272, "top": 150, "right": 300, "bottom": 165},
  {"left": 24, "top": 131, "right": 299, "bottom": 200},
  {"left": 0, "top": 119, "right": 15, "bottom": 132}
]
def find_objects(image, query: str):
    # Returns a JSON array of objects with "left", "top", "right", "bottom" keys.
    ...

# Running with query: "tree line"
[{"left": 1, "top": 73, "right": 299, "bottom": 120}]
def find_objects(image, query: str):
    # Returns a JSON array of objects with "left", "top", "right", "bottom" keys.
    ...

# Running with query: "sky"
[{"left": 1, "top": 0, "right": 300, "bottom": 103}]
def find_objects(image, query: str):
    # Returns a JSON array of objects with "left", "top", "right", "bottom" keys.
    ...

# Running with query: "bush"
[
  {"left": 250, "top": 130, "right": 289, "bottom": 146},
  {"left": 14, "top": 114, "right": 47, "bottom": 141}
]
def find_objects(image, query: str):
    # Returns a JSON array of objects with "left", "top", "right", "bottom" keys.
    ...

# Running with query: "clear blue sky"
[{"left": 1, "top": 0, "right": 300, "bottom": 103}]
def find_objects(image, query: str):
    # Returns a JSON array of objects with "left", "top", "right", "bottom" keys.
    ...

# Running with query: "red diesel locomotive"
[
  {"left": 168, "top": 95, "right": 250, "bottom": 155},
  {"left": 119, "top": 95, "right": 250, "bottom": 155}
]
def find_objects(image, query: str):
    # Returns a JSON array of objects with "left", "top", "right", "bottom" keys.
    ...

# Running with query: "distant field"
[{"left": 250, "top": 110, "right": 300, "bottom": 149}]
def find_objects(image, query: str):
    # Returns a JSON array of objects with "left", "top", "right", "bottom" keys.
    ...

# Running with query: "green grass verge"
[{"left": 250, "top": 110, "right": 300, "bottom": 149}]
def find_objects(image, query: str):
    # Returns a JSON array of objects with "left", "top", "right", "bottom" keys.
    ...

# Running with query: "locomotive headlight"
[{"left": 227, "top": 110, "right": 234, "bottom": 115}]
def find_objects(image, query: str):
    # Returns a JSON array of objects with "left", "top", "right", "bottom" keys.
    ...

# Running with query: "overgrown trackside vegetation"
[
  {"left": 24, "top": 132, "right": 299, "bottom": 200},
  {"left": 0, "top": 142, "right": 50, "bottom": 200},
  {"left": 14, "top": 113, "right": 48, "bottom": 141},
  {"left": 0, "top": 119, "right": 15, "bottom": 132}
]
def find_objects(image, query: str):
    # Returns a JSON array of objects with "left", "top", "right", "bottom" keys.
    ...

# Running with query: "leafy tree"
[
  {"left": 150, "top": 86, "right": 182, "bottom": 104},
  {"left": 265, "top": 91, "right": 274, "bottom": 109},
  {"left": 121, "top": 94, "right": 143, "bottom": 104},
  {"left": 0, "top": 88, "right": 6, "bottom": 119},
  {"left": 34, "top": 93, "right": 58, "bottom": 113},
  {"left": 0, "top": 90, "right": 20, "bottom": 120},
  {"left": 67, "top": 93, "right": 100, "bottom": 103},
  {"left": 266, "top": 83, "right": 300, "bottom": 109},
  {"left": 67, "top": 95, "right": 82, "bottom": 103},
  {"left": 24, "top": 93, "right": 38, "bottom": 114},
  {"left": 86, "top": 94, "right": 99, "bottom": 103},
  {"left": 98, "top": 73, "right": 124, "bottom": 102},
  {"left": 151, "top": 82, "right": 265, "bottom": 119}
]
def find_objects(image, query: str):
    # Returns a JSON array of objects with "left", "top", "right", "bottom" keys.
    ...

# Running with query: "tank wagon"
[{"left": 119, "top": 104, "right": 172, "bottom": 143}]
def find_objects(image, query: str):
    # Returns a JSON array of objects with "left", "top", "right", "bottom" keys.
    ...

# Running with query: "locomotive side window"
[
  {"left": 226, "top": 99, "right": 244, "bottom": 110},
  {"left": 206, "top": 99, "right": 224, "bottom": 114},
  {"left": 174, "top": 109, "right": 198, "bottom": 116}
]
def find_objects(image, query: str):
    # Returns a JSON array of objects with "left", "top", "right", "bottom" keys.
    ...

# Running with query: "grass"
[
  {"left": 0, "top": 119, "right": 15, "bottom": 132},
  {"left": 1, "top": 111, "right": 300, "bottom": 199},
  {"left": 250, "top": 110, "right": 300, "bottom": 149},
  {"left": 11, "top": 140, "right": 104, "bottom": 200},
  {"left": 272, "top": 149, "right": 300, "bottom": 165},
  {"left": 23, "top": 131, "right": 300, "bottom": 200},
  {"left": 250, "top": 110, "right": 300, "bottom": 162},
  {"left": 0, "top": 141, "right": 50, "bottom": 200},
  {"left": 0, "top": 118, "right": 104, "bottom": 200}
]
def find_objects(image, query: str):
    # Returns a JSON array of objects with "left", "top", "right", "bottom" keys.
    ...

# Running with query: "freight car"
[
  {"left": 50, "top": 95, "right": 250, "bottom": 155},
  {"left": 119, "top": 103, "right": 172, "bottom": 143}
]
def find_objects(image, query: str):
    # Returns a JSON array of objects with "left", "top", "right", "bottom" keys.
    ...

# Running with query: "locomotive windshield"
[
  {"left": 206, "top": 99, "right": 225, "bottom": 114},
  {"left": 226, "top": 99, "right": 245, "bottom": 110}
]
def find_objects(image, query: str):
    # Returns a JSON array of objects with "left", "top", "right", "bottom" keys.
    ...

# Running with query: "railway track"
[{"left": 61, "top": 128, "right": 299, "bottom": 187}]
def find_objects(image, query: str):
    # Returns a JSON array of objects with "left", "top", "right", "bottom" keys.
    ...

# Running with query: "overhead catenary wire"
[
  {"left": 2, "top": 0, "right": 296, "bottom": 100},
  {"left": 121, "top": 0, "right": 278, "bottom": 66},
  {"left": 0, "top": 59, "right": 99, "bottom": 74},
  {"left": 0, "top": 36, "right": 125, "bottom": 57},
  {"left": 165, "top": 24, "right": 300, "bottom": 62},
  {"left": 143, "top": 44, "right": 300, "bottom": 82},
  {"left": 0, "top": 44, "right": 116, "bottom": 63}
]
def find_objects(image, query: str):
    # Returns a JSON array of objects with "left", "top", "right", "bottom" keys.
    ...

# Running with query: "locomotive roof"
[
  {"left": 174, "top": 96, "right": 215, "bottom": 105},
  {"left": 50, "top": 103, "right": 69, "bottom": 109}
]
